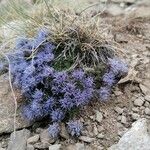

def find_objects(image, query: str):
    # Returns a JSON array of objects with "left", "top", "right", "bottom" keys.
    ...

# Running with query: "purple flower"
[
  {"left": 32, "top": 89, "right": 43, "bottom": 101},
  {"left": 59, "top": 97, "right": 74, "bottom": 110},
  {"left": 108, "top": 58, "right": 128, "bottom": 77},
  {"left": 103, "top": 71, "right": 116, "bottom": 86},
  {"left": 72, "top": 69, "right": 85, "bottom": 80},
  {"left": 99, "top": 86, "right": 111, "bottom": 101},
  {"left": 48, "top": 123, "right": 60, "bottom": 138},
  {"left": 51, "top": 109, "right": 65, "bottom": 122},
  {"left": 82, "top": 76, "right": 94, "bottom": 88},
  {"left": 67, "top": 120, "right": 83, "bottom": 136},
  {"left": 43, "top": 97, "right": 55, "bottom": 113}
]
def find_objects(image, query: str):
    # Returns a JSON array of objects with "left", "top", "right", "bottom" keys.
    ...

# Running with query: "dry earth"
[{"left": 0, "top": 0, "right": 150, "bottom": 150}]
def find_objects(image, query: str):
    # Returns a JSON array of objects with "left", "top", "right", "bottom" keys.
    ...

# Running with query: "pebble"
[
  {"left": 132, "top": 107, "right": 139, "bottom": 112},
  {"left": 144, "top": 101, "right": 149, "bottom": 107},
  {"left": 34, "top": 142, "right": 50, "bottom": 149},
  {"left": 7, "top": 129, "right": 31, "bottom": 150},
  {"left": 131, "top": 113, "right": 140, "bottom": 120},
  {"left": 40, "top": 129, "right": 55, "bottom": 144},
  {"left": 145, "top": 95, "right": 150, "bottom": 102},
  {"left": 79, "top": 136, "right": 95, "bottom": 143},
  {"left": 66, "top": 143, "right": 85, "bottom": 150},
  {"left": 117, "top": 115, "right": 122, "bottom": 121},
  {"left": 49, "top": 144, "right": 61, "bottom": 150},
  {"left": 93, "top": 125, "right": 98, "bottom": 136},
  {"left": 98, "top": 126, "right": 105, "bottom": 133},
  {"left": 121, "top": 116, "right": 127, "bottom": 124},
  {"left": 60, "top": 123, "right": 69, "bottom": 139},
  {"left": 145, "top": 108, "right": 150, "bottom": 115},
  {"left": 134, "top": 98, "right": 144, "bottom": 107},
  {"left": 27, "top": 134, "right": 39, "bottom": 144},
  {"left": 27, "top": 144, "right": 34, "bottom": 150},
  {"left": 114, "top": 107, "right": 123, "bottom": 114},
  {"left": 97, "top": 133, "right": 105, "bottom": 139},
  {"left": 95, "top": 110, "right": 103, "bottom": 123}
]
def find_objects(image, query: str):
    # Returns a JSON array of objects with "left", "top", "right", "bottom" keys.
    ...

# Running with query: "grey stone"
[
  {"left": 107, "top": 4, "right": 124, "bottom": 16},
  {"left": 49, "top": 144, "right": 61, "bottom": 150},
  {"left": 27, "top": 144, "right": 34, "bottom": 150},
  {"left": 79, "top": 136, "right": 95, "bottom": 143},
  {"left": 145, "top": 108, "right": 150, "bottom": 115},
  {"left": 134, "top": 98, "right": 144, "bottom": 107},
  {"left": 7, "top": 129, "right": 31, "bottom": 150},
  {"left": 131, "top": 113, "right": 140, "bottom": 121},
  {"left": 27, "top": 134, "right": 39, "bottom": 144},
  {"left": 109, "top": 118, "right": 150, "bottom": 150},
  {"left": 95, "top": 110, "right": 103, "bottom": 123},
  {"left": 114, "top": 107, "right": 123, "bottom": 114},
  {"left": 34, "top": 142, "right": 50, "bottom": 149},
  {"left": 40, "top": 129, "right": 55, "bottom": 144},
  {"left": 66, "top": 143, "right": 85, "bottom": 150},
  {"left": 97, "top": 133, "right": 105, "bottom": 139},
  {"left": 60, "top": 123, "right": 69, "bottom": 139},
  {"left": 121, "top": 116, "right": 127, "bottom": 124},
  {"left": 0, "top": 74, "right": 31, "bottom": 134},
  {"left": 145, "top": 95, "right": 150, "bottom": 102}
]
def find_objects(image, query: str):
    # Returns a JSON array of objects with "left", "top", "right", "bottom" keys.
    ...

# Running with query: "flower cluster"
[
  {"left": 8, "top": 28, "right": 128, "bottom": 138},
  {"left": 99, "top": 58, "right": 128, "bottom": 101}
]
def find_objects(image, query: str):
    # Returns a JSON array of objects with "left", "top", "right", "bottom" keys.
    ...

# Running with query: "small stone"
[
  {"left": 114, "top": 90, "right": 123, "bottom": 96},
  {"left": 134, "top": 98, "right": 144, "bottom": 107},
  {"left": 27, "top": 144, "right": 34, "bottom": 150},
  {"left": 98, "top": 126, "right": 105, "bottom": 133},
  {"left": 27, "top": 134, "right": 39, "bottom": 144},
  {"left": 114, "top": 107, "right": 123, "bottom": 114},
  {"left": 145, "top": 95, "right": 150, "bottom": 102},
  {"left": 34, "top": 142, "right": 50, "bottom": 149},
  {"left": 60, "top": 123, "right": 69, "bottom": 139},
  {"left": 49, "top": 144, "right": 61, "bottom": 150},
  {"left": 144, "top": 101, "right": 149, "bottom": 107},
  {"left": 132, "top": 107, "right": 139, "bottom": 112},
  {"left": 40, "top": 129, "right": 55, "bottom": 144},
  {"left": 131, "top": 113, "right": 140, "bottom": 121},
  {"left": 121, "top": 116, "right": 127, "bottom": 124},
  {"left": 66, "top": 143, "right": 85, "bottom": 150},
  {"left": 79, "top": 136, "right": 95, "bottom": 143},
  {"left": 117, "top": 116, "right": 122, "bottom": 121},
  {"left": 7, "top": 129, "right": 31, "bottom": 150},
  {"left": 145, "top": 108, "right": 150, "bottom": 115},
  {"left": 95, "top": 110, "right": 103, "bottom": 123},
  {"left": 93, "top": 125, "right": 98, "bottom": 136},
  {"left": 97, "top": 133, "right": 105, "bottom": 139}
]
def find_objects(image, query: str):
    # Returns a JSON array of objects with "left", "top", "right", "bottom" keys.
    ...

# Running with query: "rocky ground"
[{"left": 0, "top": 0, "right": 150, "bottom": 150}]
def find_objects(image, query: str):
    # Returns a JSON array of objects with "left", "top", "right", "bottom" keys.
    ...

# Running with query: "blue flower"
[
  {"left": 99, "top": 86, "right": 111, "bottom": 101},
  {"left": 103, "top": 71, "right": 116, "bottom": 86},
  {"left": 51, "top": 109, "right": 65, "bottom": 122},
  {"left": 67, "top": 120, "right": 83, "bottom": 137},
  {"left": 48, "top": 123, "right": 60, "bottom": 138}
]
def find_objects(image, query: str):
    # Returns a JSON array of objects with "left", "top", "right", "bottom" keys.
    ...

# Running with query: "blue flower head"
[
  {"left": 103, "top": 71, "right": 116, "bottom": 86},
  {"left": 72, "top": 69, "right": 85, "bottom": 80},
  {"left": 48, "top": 123, "right": 60, "bottom": 138},
  {"left": 51, "top": 109, "right": 65, "bottom": 122},
  {"left": 108, "top": 58, "right": 128, "bottom": 77},
  {"left": 67, "top": 120, "right": 83, "bottom": 137},
  {"left": 99, "top": 86, "right": 111, "bottom": 101}
]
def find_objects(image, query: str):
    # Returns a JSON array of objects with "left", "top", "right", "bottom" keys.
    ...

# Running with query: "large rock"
[
  {"left": 109, "top": 118, "right": 150, "bottom": 150},
  {"left": 7, "top": 129, "right": 31, "bottom": 150},
  {"left": 0, "top": 74, "right": 31, "bottom": 134}
]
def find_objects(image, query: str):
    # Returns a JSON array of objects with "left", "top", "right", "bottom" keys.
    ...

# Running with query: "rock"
[
  {"left": 95, "top": 110, "right": 103, "bottom": 123},
  {"left": 107, "top": 4, "right": 124, "bottom": 16},
  {"left": 34, "top": 142, "right": 50, "bottom": 149},
  {"left": 145, "top": 95, "right": 150, "bottom": 102},
  {"left": 27, "top": 144, "right": 34, "bottom": 150},
  {"left": 60, "top": 123, "right": 69, "bottom": 139},
  {"left": 121, "top": 116, "right": 127, "bottom": 124},
  {"left": 145, "top": 108, "right": 150, "bottom": 115},
  {"left": 66, "top": 143, "right": 85, "bottom": 150},
  {"left": 114, "top": 107, "right": 123, "bottom": 114},
  {"left": 79, "top": 136, "right": 95, "bottom": 143},
  {"left": 139, "top": 84, "right": 149, "bottom": 95},
  {"left": 40, "top": 129, "right": 55, "bottom": 144},
  {"left": 7, "top": 129, "right": 31, "bottom": 150},
  {"left": 131, "top": 113, "right": 140, "bottom": 121},
  {"left": 112, "top": 0, "right": 136, "bottom": 3},
  {"left": 27, "top": 134, "right": 39, "bottom": 144},
  {"left": 0, "top": 74, "right": 31, "bottom": 134},
  {"left": 109, "top": 118, "right": 150, "bottom": 150},
  {"left": 49, "top": 144, "right": 61, "bottom": 150},
  {"left": 97, "top": 133, "right": 105, "bottom": 139},
  {"left": 114, "top": 34, "right": 128, "bottom": 43},
  {"left": 134, "top": 98, "right": 144, "bottom": 107},
  {"left": 132, "top": 107, "right": 139, "bottom": 113}
]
